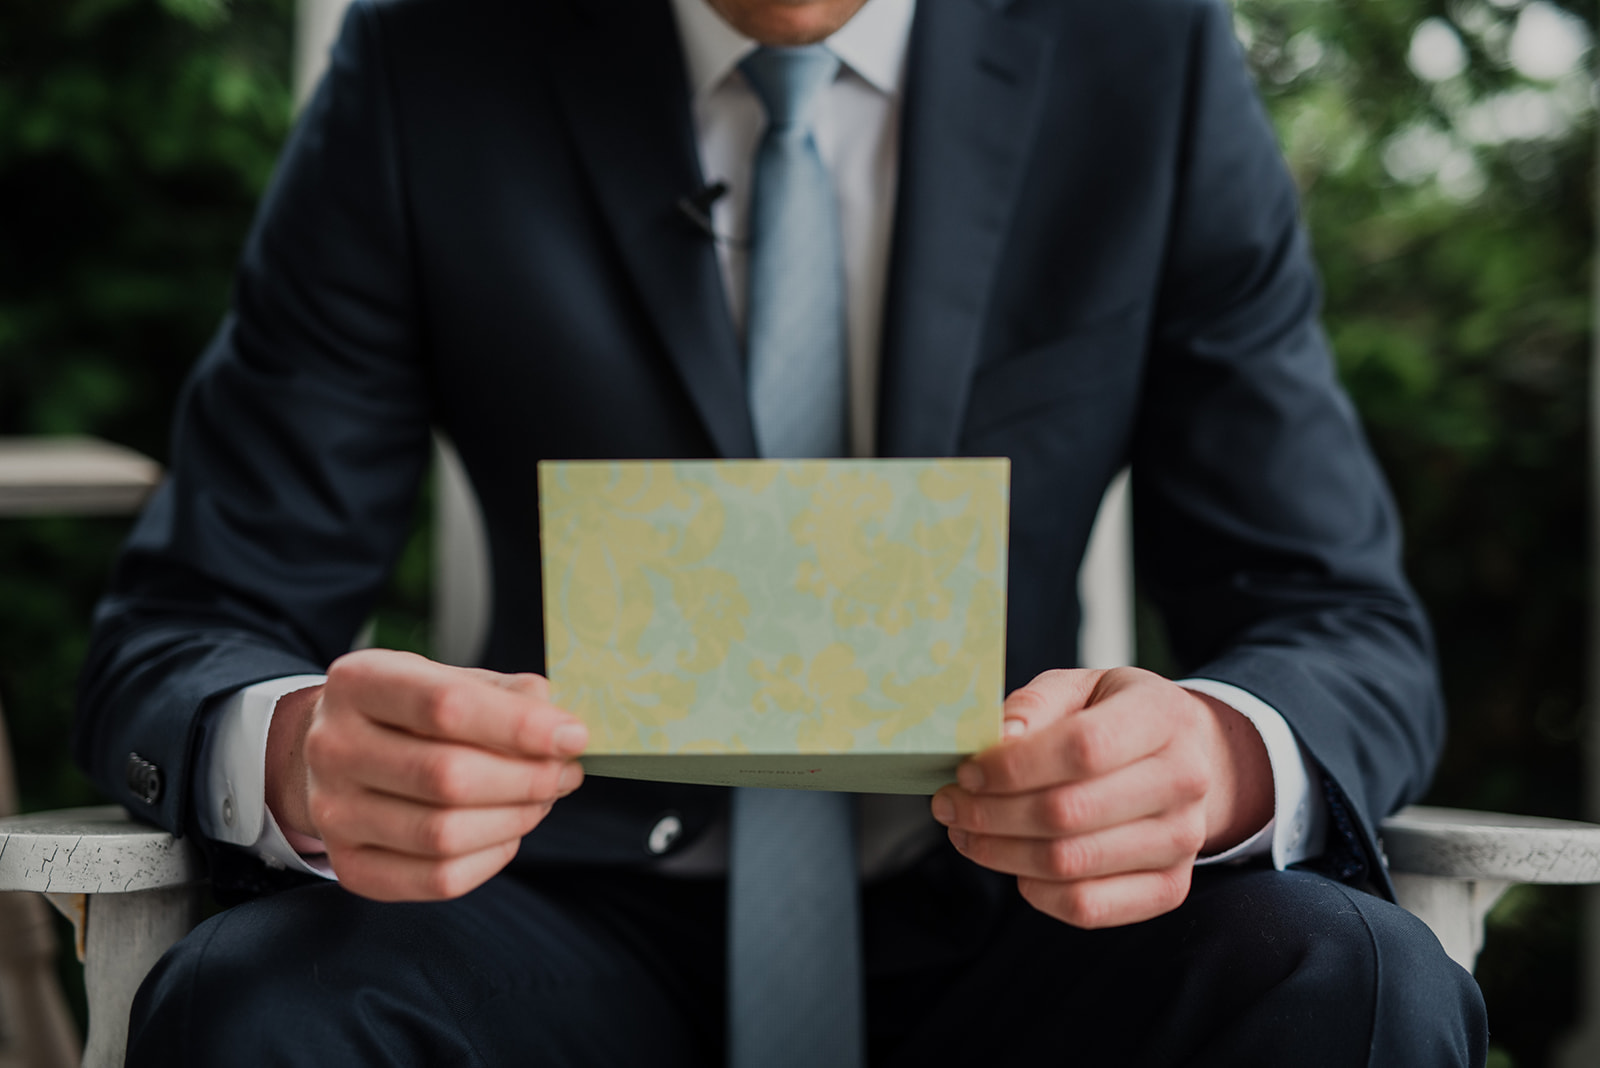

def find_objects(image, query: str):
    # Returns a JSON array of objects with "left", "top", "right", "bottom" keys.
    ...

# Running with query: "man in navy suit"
[{"left": 79, "top": 0, "right": 1487, "bottom": 1063}]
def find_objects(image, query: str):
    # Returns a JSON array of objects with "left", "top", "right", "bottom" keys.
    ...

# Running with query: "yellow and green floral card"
[{"left": 538, "top": 458, "right": 1009, "bottom": 794}]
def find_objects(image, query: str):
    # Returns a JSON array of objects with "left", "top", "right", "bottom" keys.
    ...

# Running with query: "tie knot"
[{"left": 739, "top": 45, "right": 841, "bottom": 131}]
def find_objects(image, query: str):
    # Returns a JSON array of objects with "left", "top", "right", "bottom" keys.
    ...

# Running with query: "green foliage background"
[
  {"left": 1231, "top": 3, "right": 1593, "bottom": 1061},
  {"left": 0, "top": 0, "right": 1592, "bottom": 1062}
]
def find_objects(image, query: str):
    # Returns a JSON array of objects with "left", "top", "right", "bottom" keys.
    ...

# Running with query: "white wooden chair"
[
  {"left": 0, "top": 809, "right": 202, "bottom": 1068},
  {"left": 0, "top": 681, "right": 82, "bottom": 1068},
  {"left": 0, "top": 438, "right": 162, "bottom": 517},
  {"left": 4, "top": 451, "right": 1599, "bottom": 1066},
  {"left": 0, "top": 437, "right": 166, "bottom": 1068}
]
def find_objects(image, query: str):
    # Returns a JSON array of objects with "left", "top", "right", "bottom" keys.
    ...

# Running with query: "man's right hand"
[{"left": 264, "top": 648, "right": 588, "bottom": 902}]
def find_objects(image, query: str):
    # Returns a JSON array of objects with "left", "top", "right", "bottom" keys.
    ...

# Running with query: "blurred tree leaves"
[
  {"left": 1236, "top": 0, "right": 1593, "bottom": 816},
  {"left": 1, "top": 0, "right": 293, "bottom": 454},
  {"left": 0, "top": 0, "right": 296, "bottom": 813},
  {"left": 1238, "top": 2, "right": 1594, "bottom": 1062},
  {"left": 0, "top": 0, "right": 1593, "bottom": 1062}
]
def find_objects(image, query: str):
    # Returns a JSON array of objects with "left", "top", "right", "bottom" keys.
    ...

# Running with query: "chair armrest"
[
  {"left": 0, "top": 805, "right": 202, "bottom": 895},
  {"left": 0, "top": 437, "right": 162, "bottom": 517},
  {"left": 1378, "top": 805, "right": 1600, "bottom": 973},
  {"left": 1380, "top": 804, "right": 1600, "bottom": 884},
  {"left": 1, "top": 807, "right": 205, "bottom": 1067}
]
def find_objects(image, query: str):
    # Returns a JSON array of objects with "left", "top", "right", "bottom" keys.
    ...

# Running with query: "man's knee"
[
  {"left": 127, "top": 885, "right": 463, "bottom": 1065},
  {"left": 1342, "top": 881, "right": 1489, "bottom": 1067},
  {"left": 126, "top": 876, "right": 719, "bottom": 1067},
  {"left": 130, "top": 899, "right": 302, "bottom": 1064},
  {"left": 1185, "top": 868, "right": 1487, "bottom": 1067}
]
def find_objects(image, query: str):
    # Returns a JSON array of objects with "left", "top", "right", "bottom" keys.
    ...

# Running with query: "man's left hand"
[{"left": 930, "top": 667, "right": 1274, "bottom": 929}]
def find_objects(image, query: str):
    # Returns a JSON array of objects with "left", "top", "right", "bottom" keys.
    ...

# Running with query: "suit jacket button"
[
  {"left": 125, "top": 752, "right": 163, "bottom": 805},
  {"left": 648, "top": 814, "right": 683, "bottom": 855}
]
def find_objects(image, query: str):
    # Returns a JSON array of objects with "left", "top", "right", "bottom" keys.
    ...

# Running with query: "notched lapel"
[
  {"left": 541, "top": 0, "right": 756, "bottom": 458},
  {"left": 878, "top": 0, "right": 1054, "bottom": 458}
]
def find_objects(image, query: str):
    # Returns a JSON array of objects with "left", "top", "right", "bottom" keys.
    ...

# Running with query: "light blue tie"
[
  {"left": 728, "top": 45, "right": 863, "bottom": 1068},
  {"left": 740, "top": 44, "right": 849, "bottom": 460}
]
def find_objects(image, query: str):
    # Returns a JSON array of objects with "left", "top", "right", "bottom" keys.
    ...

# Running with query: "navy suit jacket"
[{"left": 77, "top": 0, "right": 1441, "bottom": 896}]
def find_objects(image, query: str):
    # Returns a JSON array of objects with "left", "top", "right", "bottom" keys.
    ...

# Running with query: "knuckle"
[
  {"left": 326, "top": 651, "right": 381, "bottom": 694},
  {"left": 1088, "top": 668, "right": 1127, "bottom": 701},
  {"left": 1171, "top": 818, "right": 1205, "bottom": 858},
  {"left": 422, "top": 862, "right": 465, "bottom": 900},
  {"left": 524, "top": 761, "right": 560, "bottom": 801},
  {"left": 1005, "top": 686, "right": 1050, "bottom": 719},
  {"left": 1044, "top": 787, "right": 1093, "bottom": 833},
  {"left": 1157, "top": 866, "right": 1193, "bottom": 909},
  {"left": 424, "top": 691, "right": 468, "bottom": 737},
  {"left": 302, "top": 722, "right": 334, "bottom": 769},
  {"left": 419, "top": 754, "right": 469, "bottom": 802},
  {"left": 416, "top": 810, "right": 460, "bottom": 855},
  {"left": 1055, "top": 886, "right": 1107, "bottom": 929},
  {"left": 1065, "top": 720, "right": 1111, "bottom": 773},
  {"left": 1048, "top": 837, "right": 1091, "bottom": 879},
  {"left": 1033, "top": 668, "right": 1075, "bottom": 688},
  {"left": 512, "top": 710, "right": 547, "bottom": 755},
  {"left": 510, "top": 673, "right": 548, "bottom": 698},
  {"left": 1170, "top": 765, "right": 1208, "bottom": 803},
  {"left": 324, "top": 654, "right": 359, "bottom": 691},
  {"left": 1015, "top": 875, "right": 1051, "bottom": 912}
]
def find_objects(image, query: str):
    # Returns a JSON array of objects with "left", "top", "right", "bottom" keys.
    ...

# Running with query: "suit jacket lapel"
[
  {"left": 878, "top": 0, "right": 1054, "bottom": 458},
  {"left": 542, "top": 0, "right": 757, "bottom": 458}
]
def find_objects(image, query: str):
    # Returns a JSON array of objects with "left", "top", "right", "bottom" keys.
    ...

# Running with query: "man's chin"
[{"left": 702, "top": 0, "right": 871, "bottom": 47}]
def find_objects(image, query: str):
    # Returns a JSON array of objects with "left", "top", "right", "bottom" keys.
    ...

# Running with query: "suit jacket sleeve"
[
  {"left": 1132, "top": 0, "right": 1442, "bottom": 888},
  {"left": 74, "top": 1, "right": 430, "bottom": 836}
]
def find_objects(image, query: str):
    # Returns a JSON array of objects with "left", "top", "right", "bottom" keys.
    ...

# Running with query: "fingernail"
[
  {"left": 1003, "top": 717, "right": 1027, "bottom": 738},
  {"left": 930, "top": 794, "right": 955, "bottom": 825},
  {"left": 957, "top": 761, "right": 986, "bottom": 793},
  {"left": 948, "top": 828, "right": 970, "bottom": 851},
  {"left": 557, "top": 762, "right": 582, "bottom": 793},
  {"left": 553, "top": 722, "right": 588, "bottom": 756}
]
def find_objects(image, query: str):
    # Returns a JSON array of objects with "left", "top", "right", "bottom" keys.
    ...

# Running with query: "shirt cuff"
[
  {"left": 1177, "top": 678, "right": 1327, "bottom": 870},
  {"left": 197, "top": 675, "right": 336, "bottom": 879}
]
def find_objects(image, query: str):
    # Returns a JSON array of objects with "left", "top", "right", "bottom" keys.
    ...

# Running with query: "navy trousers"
[{"left": 128, "top": 846, "right": 1487, "bottom": 1066}]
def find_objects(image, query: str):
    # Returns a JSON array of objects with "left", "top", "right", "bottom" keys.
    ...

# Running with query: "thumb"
[
  {"left": 461, "top": 667, "right": 552, "bottom": 701},
  {"left": 1001, "top": 668, "right": 1107, "bottom": 740}
]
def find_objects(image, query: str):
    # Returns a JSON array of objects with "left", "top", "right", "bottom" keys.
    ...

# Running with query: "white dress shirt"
[{"left": 199, "top": 0, "right": 1326, "bottom": 879}]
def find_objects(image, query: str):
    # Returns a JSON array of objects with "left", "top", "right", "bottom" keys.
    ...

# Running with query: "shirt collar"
[{"left": 668, "top": 0, "right": 916, "bottom": 99}]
